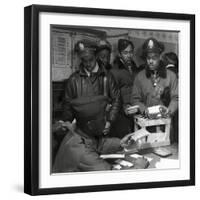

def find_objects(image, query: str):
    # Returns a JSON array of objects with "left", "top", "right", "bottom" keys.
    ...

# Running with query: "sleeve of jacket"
[
  {"left": 106, "top": 73, "right": 121, "bottom": 123},
  {"left": 122, "top": 61, "right": 139, "bottom": 105},
  {"left": 130, "top": 74, "right": 146, "bottom": 114},
  {"left": 79, "top": 152, "right": 112, "bottom": 171},
  {"left": 168, "top": 71, "right": 178, "bottom": 115},
  {"left": 62, "top": 77, "right": 75, "bottom": 122},
  {"left": 110, "top": 68, "right": 130, "bottom": 105}
]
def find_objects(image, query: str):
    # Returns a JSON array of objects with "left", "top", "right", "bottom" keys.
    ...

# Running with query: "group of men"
[{"left": 53, "top": 36, "right": 178, "bottom": 173}]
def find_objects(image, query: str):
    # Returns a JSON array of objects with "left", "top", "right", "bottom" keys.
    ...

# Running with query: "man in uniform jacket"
[
  {"left": 96, "top": 39, "right": 112, "bottom": 72},
  {"left": 53, "top": 39, "right": 122, "bottom": 172},
  {"left": 162, "top": 52, "right": 179, "bottom": 77},
  {"left": 162, "top": 51, "right": 179, "bottom": 142},
  {"left": 110, "top": 39, "right": 140, "bottom": 138},
  {"left": 129, "top": 37, "right": 178, "bottom": 141}
]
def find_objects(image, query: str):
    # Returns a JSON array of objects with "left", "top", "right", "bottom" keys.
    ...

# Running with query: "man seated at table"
[{"left": 53, "top": 39, "right": 123, "bottom": 172}]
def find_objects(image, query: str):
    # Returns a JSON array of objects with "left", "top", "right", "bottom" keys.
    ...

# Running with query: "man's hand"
[
  {"left": 159, "top": 105, "right": 171, "bottom": 118},
  {"left": 102, "top": 121, "right": 111, "bottom": 136},
  {"left": 120, "top": 134, "right": 133, "bottom": 148},
  {"left": 144, "top": 105, "right": 171, "bottom": 118},
  {"left": 124, "top": 105, "right": 139, "bottom": 115},
  {"left": 120, "top": 133, "right": 136, "bottom": 148},
  {"left": 58, "top": 120, "right": 75, "bottom": 132},
  {"left": 52, "top": 121, "right": 64, "bottom": 132},
  {"left": 134, "top": 157, "right": 149, "bottom": 169}
]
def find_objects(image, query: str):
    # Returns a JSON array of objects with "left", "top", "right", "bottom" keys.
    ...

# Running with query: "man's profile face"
[
  {"left": 81, "top": 52, "right": 96, "bottom": 72},
  {"left": 146, "top": 52, "right": 161, "bottom": 71}
]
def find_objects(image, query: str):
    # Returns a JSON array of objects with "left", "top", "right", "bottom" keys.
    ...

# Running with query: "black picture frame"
[{"left": 24, "top": 4, "right": 195, "bottom": 195}]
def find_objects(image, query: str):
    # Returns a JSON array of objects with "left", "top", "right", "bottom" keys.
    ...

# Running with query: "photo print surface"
[{"left": 50, "top": 25, "right": 179, "bottom": 174}]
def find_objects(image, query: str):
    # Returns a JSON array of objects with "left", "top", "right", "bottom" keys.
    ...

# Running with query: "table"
[
  {"left": 135, "top": 143, "right": 179, "bottom": 169},
  {"left": 105, "top": 144, "right": 178, "bottom": 170}
]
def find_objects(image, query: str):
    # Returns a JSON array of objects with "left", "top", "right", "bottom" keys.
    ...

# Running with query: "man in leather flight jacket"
[{"left": 53, "top": 39, "right": 122, "bottom": 172}]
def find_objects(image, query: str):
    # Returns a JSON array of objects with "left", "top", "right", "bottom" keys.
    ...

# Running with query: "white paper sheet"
[{"left": 156, "top": 158, "right": 179, "bottom": 169}]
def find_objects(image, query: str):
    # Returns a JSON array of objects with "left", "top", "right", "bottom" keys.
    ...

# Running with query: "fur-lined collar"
[{"left": 145, "top": 61, "right": 167, "bottom": 78}]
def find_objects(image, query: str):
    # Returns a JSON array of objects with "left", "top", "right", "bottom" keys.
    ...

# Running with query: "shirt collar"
[
  {"left": 84, "top": 62, "right": 99, "bottom": 77},
  {"left": 166, "top": 64, "right": 175, "bottom": 68}
]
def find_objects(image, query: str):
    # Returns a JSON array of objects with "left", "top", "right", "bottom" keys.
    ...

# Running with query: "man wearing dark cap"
[
  {"left": 162, "top": 51, "right": 179, "bottom": 142},
  {"left": 162, "top": 52, "right": 178, "bottom": 76},
  {"left": 110, "top": 39, "right": 139, "bottom": 138},
  {"left": 96, "top": 39, "right": 112, "bottom": 71},
  {"left": 53, "top": 39, "right": 122, "bottom": 172},
  {"left": 129, "top": 38, "right": 178, "bottom": 140}
]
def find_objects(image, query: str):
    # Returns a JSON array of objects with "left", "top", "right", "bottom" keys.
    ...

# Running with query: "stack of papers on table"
[
  {"left": 115, "top": 159, "right": 134, "bottom": 167},
  {"left": 100, "top": 154, "right": 125, "bottom": 159},
  {"left": 129, "top": 153, "right": 153, "bottom": 162}
]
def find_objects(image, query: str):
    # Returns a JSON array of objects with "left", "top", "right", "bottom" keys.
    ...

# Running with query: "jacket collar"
[
  {"left": 114, "top": 56, "right": 137, "bottom": 71},
  {"left": 79, "top": 62, "right": 106, "bottom": 77},
  {"left": 97, "top": 59, "right": 112, "bottom": 71},
  {"left": 145, "top": 61, "right": 167, "bottom": 78},
  {"left": 84, "top": 62, "right": 99, "bottom": 76}
]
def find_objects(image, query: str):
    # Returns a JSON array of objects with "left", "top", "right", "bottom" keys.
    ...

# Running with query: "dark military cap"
[
  {"left": 118, "top": 39, "right": 134, "bottom": 53},
  {"left": 163, "top": 52, "right": 178, "bottom": 66},
  {"left": 96, "top": 39, "right": 112, "bottom": 53},
  {"left": 74, "top": 39, "right": 97, "bottom": 57},
  {"left": 142, "top": 37, "right": 164, "bottom": 56}
]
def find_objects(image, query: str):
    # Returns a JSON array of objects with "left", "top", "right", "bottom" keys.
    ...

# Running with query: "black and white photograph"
[
  {"left": 24, "top": 5, "right": 195, "bottom": 195},
  {"left": 51, "top": 25, "right": 179, "bottom": 173},
  {"left": 1, "top": 0, "right": 200, "bottom": 199}
]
